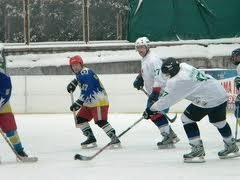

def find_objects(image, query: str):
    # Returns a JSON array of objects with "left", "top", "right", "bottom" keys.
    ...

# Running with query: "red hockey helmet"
[{"left": 69, "top": 55, "right": 84, "bottom": 66}]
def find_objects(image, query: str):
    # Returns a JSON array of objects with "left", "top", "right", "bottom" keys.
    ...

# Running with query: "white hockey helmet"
[{"left": 135, "top": 37, "right": 150, "bottom": 50}]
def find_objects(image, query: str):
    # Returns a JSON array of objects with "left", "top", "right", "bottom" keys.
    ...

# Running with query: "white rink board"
[{"left": 10, "top": 74, "right": 190, "bottom": 113}]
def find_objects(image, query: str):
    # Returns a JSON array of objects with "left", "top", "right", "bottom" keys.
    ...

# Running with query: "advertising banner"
[{"left": 204, "top": 69, "right": 238, "bottom": 112}]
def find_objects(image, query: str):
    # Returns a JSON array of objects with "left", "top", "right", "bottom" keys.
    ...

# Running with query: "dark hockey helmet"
[
  {"left": 231, "top": 48, "right": 240, "bottom": 65},
  {"left": 161, "top": 57, "right": 180, "bottom": 78}
]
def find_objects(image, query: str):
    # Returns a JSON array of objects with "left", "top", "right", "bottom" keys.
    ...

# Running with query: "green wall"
[{"left": 128, "top": 0, "right": 240, "bottom": 42}]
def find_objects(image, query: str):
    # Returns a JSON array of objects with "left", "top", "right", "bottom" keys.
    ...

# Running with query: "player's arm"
[
  {"left": 67, "top": 78, "right": 78, "bottom": 93},
  {"left": 147, "top": 60, "right": 165, "bottom": 107},
  {"left": 150, "top": 80, "right": 194, "bottom": 112},
  {"left": 133, "top": 72, "right": 144, "bottom": 90}
]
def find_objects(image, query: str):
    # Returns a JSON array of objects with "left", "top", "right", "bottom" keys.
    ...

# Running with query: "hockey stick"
[
  {"left": 140, "top": 88, "right": 177, "bottom": 123},
  {"left": 235, "top": 105, "right": 239, "bottom": 140},
  {"left": 0, "top": 128, "right": 38, "bottom": 162},
  {"left": 74, "top": 116, "right": 145, "bottom": 161},
  {"left": 70, "top": 92, "right": 79, "bottom": 128}
]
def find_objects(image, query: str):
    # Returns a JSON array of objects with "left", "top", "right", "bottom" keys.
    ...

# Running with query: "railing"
[{"left": 3, "top": 38, "right": 240, "bottom": 55}]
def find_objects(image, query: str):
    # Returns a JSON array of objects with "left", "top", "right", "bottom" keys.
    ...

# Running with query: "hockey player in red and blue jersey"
[
  {"left": 67, "top": 55, "right": 121, "bottom": 149},
  {"left": 0, "top": 70, "right": 37, "bottom": 163}
]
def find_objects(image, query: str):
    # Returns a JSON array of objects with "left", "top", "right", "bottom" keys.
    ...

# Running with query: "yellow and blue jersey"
[
  {"left": 0, "top": 71, "right": 12, "bottom": 108},
  {"left": 76, "top": 67, "right": 109, "bottom": 107}
]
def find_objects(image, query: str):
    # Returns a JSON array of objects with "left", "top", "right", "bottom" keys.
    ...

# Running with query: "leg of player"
[
  {"left": 211, "top": 121, "right": 240, "bottom": 159},
  {"left": 96, "top": 120, "right": 121, "bottom": 149},
  {"left": 210, "top": 102, "right": 240, "bottom": 159},
  {"left": 0, "top": 111, "right": 38, "bottom": 162},
  {"left": 151, "top": 113, "right": 180, "bottom": 149},
  {"left": 181, "top": 114, "right": 205, "bottom": 163},
  {"left": 77, "top": 117, "right": 97, "bottom": 149}
]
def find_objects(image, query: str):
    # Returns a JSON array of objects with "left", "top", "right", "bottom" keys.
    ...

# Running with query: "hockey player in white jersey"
[
  {"left": 133, "top": 37, "right": 179, "bottom": 149},
  {"left": 143, "top": 57, "right": 240, "bottom": 162},
  {"left": 231, "top": 48, "right": 240, "bottom": 143}
]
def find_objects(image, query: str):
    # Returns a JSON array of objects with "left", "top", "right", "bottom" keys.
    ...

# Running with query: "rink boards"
[{"left": 10, "top": 69, "right": 237, "bottom": 113}]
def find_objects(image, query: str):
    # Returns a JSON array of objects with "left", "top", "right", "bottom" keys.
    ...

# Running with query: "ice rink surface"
[{"left": 1, "top": 113, "right": 240, "bottom": 180}]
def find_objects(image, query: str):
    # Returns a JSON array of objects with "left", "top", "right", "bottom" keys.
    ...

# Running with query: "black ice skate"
[
  {"left": 157, "top": 129, "right": 180, "bottom": 149},
  {"left": 81, "top": 136, "right": 97, "bottom": 149},
  {"left": 218, "top": 138, "right": 240, "bottom": 159},
  {"left": 183, "top": 141, "right": 205, "bottom": 163},
  {"left": 16, "top": 150, "right": 38, "bottom": 163},
  {"left": 109, "top": 135, "right": 121, "bottom": 149}
]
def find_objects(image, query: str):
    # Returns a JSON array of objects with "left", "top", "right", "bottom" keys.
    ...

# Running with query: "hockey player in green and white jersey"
[{"left": 143, "top": 57, "right": 240, "bottom": 163}]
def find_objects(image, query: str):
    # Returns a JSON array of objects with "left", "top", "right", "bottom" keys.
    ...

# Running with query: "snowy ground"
[{"left": 1, "top": 113, "right": 240, "bottom": 180}]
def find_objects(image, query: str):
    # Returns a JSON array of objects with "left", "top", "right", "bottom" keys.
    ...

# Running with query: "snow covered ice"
[{"left": 1, "top": 113, "right": 240, "bottom": 180}]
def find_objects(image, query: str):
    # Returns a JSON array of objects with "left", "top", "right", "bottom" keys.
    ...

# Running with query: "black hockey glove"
[
  {"left": 67, "top": 79, "right": 78, "bottom": 93},
  {"left": 70, "top": 99, "right": 83, "bottom": 111},
  {"left": 147, "top": 91, "right": 160, "bottom": 108},
  {"left": 234, "top": 77, "right": 240, "bottom": 90},
  {"left": 235, "top": 94, "right": 240, "bottom": 106},
  {"left": 143, "top": 107, "right": 157, "bottom": 119},
  {"left": 133, "top": 74, "right": 144, "bottom": 90}
]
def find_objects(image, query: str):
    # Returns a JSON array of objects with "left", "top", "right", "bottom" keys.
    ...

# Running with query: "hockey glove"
[
  {"left": 234, "top": 77, "right": 240, "bottom": 90},
  {"left": 143, "top": 107, "right": 157, "bottom": 119},
  {"left": 133, "top": 74, "right": 144, "bottom": 90},
  {"left": 70, "top": 99, "right": 83, "bottom": 111},
  {"left": 67, "top": 79, "right": 78, "bottom": 93},
  {"left": 235, "top": 94, "right": 240, "bottom": 118}
]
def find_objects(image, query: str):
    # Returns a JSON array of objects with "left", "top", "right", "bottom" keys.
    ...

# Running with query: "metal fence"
[{"left": 0, "top": 0, "right": 129, "bottom": 44}]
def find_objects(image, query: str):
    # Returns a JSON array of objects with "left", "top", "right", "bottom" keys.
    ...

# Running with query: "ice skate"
[
  {"left": 218, "top": 138, "right": 240, "bottom": 159},
  {"left": 81, "top": 136, "right": 97, "bottom": 149},
  {"left": 109, "top": 135, "right": 121, "bottom": 149},
  {"left": 170, "top": 128, "right": 180, "bottom": 144},
  {"left": 16, "top": 150, "right": 38, "bottom": 162},
  {"left": 157, "top": 129, "right": 180, "bottom": 149},
  {"left": 236, "top": 138, "right": 240, "bottom": 145},
  {"left": 183, "top": 141, "right": 205, "bottom": 163}
]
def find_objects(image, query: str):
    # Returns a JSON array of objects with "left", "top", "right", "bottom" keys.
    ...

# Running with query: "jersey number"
[{"left": 192, "top": 69, "right": 209, "bottom": 82}]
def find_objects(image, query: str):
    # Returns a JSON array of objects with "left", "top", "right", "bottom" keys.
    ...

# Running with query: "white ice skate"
[
  {"left": 218, "top": 139, "right": 240, "bottom": 159},
  {"left": 183, "top": 141, "right": 206, "bottom": 163},
  {"left": 157, "top": 131, "right": 180, "bottom": 149}
]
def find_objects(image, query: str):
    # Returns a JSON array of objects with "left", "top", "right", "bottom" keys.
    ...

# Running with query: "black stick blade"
[
  {"left": 165, "top": 113, "right": 177, "bottom": 123},
  {"left": 74, "top": 154, "right": 92, "bottom": 161}
]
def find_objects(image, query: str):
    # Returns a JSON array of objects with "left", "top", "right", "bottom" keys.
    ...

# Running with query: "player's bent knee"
[
  {"left": 76, "top": 117, "right": 88, "bottom": 124},
  {"left": 211, "top": 120, "right": 226, "bottom": 129},
  {"left": 181, "top": 113, "right": 195, "bottom": 125}
]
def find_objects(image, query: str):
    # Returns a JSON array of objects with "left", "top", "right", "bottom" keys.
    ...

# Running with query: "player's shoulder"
[
  {"left": 80, "top": 67, "right": 92, "bottom": 75},
  {"left": 0, "top": 70, "right": 10, "bottom": 79},
  {"left": 78, "top": 67, "right": 97, "bottom": 78},
  {"left": 148, "top": 52, "right": 163, "bottom": 65}
]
